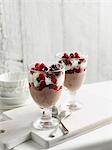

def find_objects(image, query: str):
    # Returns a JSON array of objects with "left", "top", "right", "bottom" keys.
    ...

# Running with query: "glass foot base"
[
  {"left": 32, "top": 118, "right": 59, "bottom": 130},
  {"left": 67, "top": 102, "right": 82, "bottom": 111}
]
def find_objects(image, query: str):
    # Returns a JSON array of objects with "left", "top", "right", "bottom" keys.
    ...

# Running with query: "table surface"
[{"left": 2, "top": 80, "right": 112, "bottom": 150}]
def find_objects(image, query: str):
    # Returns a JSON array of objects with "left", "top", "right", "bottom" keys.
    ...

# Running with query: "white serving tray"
[
  {"left": 1, "top": 98, "right": 112, "bottom": 149},
  {"left": 31, "top": 103, "right": 112, "bottom": 148}
]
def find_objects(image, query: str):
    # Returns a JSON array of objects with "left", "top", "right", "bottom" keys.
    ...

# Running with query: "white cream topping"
[
  {"left": 32, "top": 72, "right": 39, "bottom": 87},
  {"left": 33, "top": 72, "right": 39, "bottom": 79},
  {"left": 34, "top": 80, "right": 39, "bottom": 87},
  {"left": 45, "top": 77, "right": 52, "bottom": 85},
  {"left": 80, "top": 62, "right": 87, "bottom": 70},
  {"left": 32, "top": 74, "right": 61, "bottom": 87},
  {"left": 62, "top": 57, "right": 87, "bottom": 71}
]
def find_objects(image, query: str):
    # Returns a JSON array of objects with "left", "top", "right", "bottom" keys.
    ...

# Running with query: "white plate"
[
  {"left": 0, "top": 95, "right": 30, "bottom": 105},
  {"left": 0, "top": 95, "right": 29, "bottom": 101},
  {"left": 0, "top": 98, "right": 32, "bottom": 110},
  {"left": 0, "top": 72, "right": 28, "bottom": 88}
]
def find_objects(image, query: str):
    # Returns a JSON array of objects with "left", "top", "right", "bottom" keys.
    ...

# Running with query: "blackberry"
[
  {"left": 36, "top": 77, "right": 41, "bottom": 82},
  {"left": 44, "top": 67, "right": 48, "bottom": 71},
  {"left": 78, "top": 61, "right": 81, "bottom": 64},
  {"left": 58, "top": 60, "right": 62, "bottom": 64}
]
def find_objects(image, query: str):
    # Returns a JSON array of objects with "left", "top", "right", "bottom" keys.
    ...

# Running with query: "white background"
[{"left": 0, "top": 0, "right": 112, "bottom": 83}]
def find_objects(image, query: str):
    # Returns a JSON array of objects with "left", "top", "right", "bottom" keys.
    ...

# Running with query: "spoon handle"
[
  {"left": 49, "top": 125, "right": 59, "bottom": 138},
  {"left": 60, "top": 121, "right": 69, "bottom": 135}
]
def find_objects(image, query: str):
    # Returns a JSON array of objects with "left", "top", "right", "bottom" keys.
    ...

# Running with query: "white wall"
[{"left": 0, "top": 0, "right": 112, "bottom": 83}]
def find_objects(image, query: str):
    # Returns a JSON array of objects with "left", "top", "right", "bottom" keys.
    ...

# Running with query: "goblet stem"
[
  {"left": 33, "top": 107, "right": 59, "bottom": 130},
  {"left": 40, "top": 108, "right": 52, "bottom": 127},
  {"left": 67, "top": 91, "right": 81, "bottom": 111}
]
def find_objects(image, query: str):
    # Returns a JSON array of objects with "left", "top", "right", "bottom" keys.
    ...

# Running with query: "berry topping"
[
  {"left": 74, "top": 52, "right": 80, "bottom": 58},
  {"left": 36, "top": 77, "right": 41, "bottom": 83},
  {"left": 49, "top": 64, "right": 62, "bottom": 76},
  {"left": 34, "top": 63, "right": 47, "bottom": 71},
  {"left": 78, "top": 61, "right": 81, "bottom": 64},
  {"left": 70, "top": 53, "right": 75, "bottom": 58},
  {"left": 30, "top": 62, "right": 63, "bottom": 91},
  {"left": 62, "top": 53, "right": 69, "bottom": 59},
  {"left": 50, "top": 64, "right": 61, "bottom": 71},
  {"left": 49, "top": 84, "right": 57, "bottom": 91},
  {"left": 51, "top": 78, "right": 57, "bottom": 84},
  {"left": 39, "top": 73, "right": 45, "bottom": 80},
  {"left": 74, "top": 67, "right": 81, "bottom": 73},
  {"left": 39, "top": 80, "right": 46, "bottom": 90},
  {"left": 35, "top": 63, "right": 40, "bottom": 69},
  {"left": 58, "top": 60, "right": 62, "bottom": 64},
  {"left": 38, "top": 63, "right": 46, "bottom": 71},
  {"left": 47, "top": 73, "right": 57, "bottom": 84},
  {"left": 79, "top": 58, "right": 86, "bottom": 62},
  {"left": 60, "top": 51, "right": 86, "bottom": 74},
  {"left": 44, "top": 66, "right": 48, "bottom": 71}
]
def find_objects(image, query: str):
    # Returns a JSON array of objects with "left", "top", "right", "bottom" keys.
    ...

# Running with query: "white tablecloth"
[{"left": 1, "top": 81, "right": 112, "bottom": 150}]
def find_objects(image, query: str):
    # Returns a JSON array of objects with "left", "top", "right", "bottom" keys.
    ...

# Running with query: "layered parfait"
[
  {"left": 58, "top": 52, "right": 87, "bottom": 91},
  {"left": 29, "top": 62, "right": 65, "bottom": 108},
  {"left": 57, "top": 51, "right": 87, "bottom": 111}
]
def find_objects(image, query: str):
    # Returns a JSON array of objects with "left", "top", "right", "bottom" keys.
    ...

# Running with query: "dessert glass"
[
  {"left": 57, "top": 52, "right": 88, "bottom": 111},
  {"left": 28, "top": 62, "right": 65, "bottom": 130}
]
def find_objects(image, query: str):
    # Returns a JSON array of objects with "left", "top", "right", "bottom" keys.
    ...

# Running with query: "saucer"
[
  {"left": 0, "top": 95, "right": 30, "bottom": 106},
  {"left": 0, "top": 98, "right": 32, "bottom": 110}
]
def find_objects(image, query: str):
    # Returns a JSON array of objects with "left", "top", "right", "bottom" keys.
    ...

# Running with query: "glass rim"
[
  {"left": 27, "top": 62, "right": 65, "bottom": 73},
  {"left": 56, "top": 51, "right": 88, "bottom": 59}
]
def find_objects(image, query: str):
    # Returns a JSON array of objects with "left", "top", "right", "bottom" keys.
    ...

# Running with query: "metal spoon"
[{"left": 50, "top": 106, "right": 71, "bottom": 137}]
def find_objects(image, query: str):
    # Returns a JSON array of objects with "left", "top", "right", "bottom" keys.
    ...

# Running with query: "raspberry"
[
  {"left": 74, "top": 52, "right": 80, "bottom": 58},
  {"left": 39, "top": 81, "right": 46, "bottom": 90},
  {"left": 38, "top": 63, "right": 46, "bottom": 71},
  {"left": 49, "top": 84, "right": 57, "bottom": 91},
  {"left": 35, "top": 63, "right": 40, "bottom": 69},
  {"left": 39, "top": 73, "right": 45, "bottom": 80},
  {"left": 62, "top": 53, "right": 69, "bottom": 59},
  {"left": 74, "top": 67, "right": 81, "bottom": 73},
  {"left": 51, "top": 78, "right": 57, "bottom": 84}
]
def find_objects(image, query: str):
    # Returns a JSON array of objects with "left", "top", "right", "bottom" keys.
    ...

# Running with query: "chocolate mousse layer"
[
  {"left": 64, "top": 70, "right": 87, "bottom": 91},
  {"left": 29, "top": 83, "right": 62, "bottom": 108}
]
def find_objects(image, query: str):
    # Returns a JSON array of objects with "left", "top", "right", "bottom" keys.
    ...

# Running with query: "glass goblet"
[
  {"left": 56, "top": 51, "right": 88, "bottom": 111},
  {"left": 28, "top": 62, "right": 65, "bottom": 130}
]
